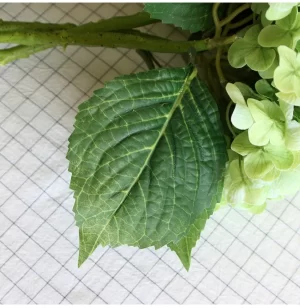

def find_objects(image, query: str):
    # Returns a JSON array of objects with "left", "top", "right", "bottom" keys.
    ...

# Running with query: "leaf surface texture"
[
  {"left": 144, "top": 3, "right": 213, "bottom": 33},
  {"left": 67, "top": 66, "right": 227, "bottom": 267}
]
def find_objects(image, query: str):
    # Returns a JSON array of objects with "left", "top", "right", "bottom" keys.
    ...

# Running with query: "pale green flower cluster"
[
  {"left": 221, "top": 3, "right": 300, "bottom": 213},
  {"left": 228, "top": 3, "right": 300, "bottom": 79}
]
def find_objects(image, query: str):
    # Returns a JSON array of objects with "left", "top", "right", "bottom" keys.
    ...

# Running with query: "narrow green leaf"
[{"left": 67, "top": 65, "right": 227, "bottom": 267}]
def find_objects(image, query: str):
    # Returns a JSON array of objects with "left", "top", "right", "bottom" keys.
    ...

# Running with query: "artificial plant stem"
[
  {"left": 219, "top": 3, "right": 251, "bottom": 27},
  {"left": 215, "top": 48, "right": 226, "bottom": 85},
  {"left": 0, "top": 44, "right": 55, "bottom": 65},
  {"left": 71, "top": 12, "right": 159, "bottom": 33},
  {"left": 226, "top": 101, "right": 236, "bottom": 137},
  {"left": 0, "top": 30, "right": 237, "bottom": 54},
  {"left": 212, "top": 2, "right": 226, "bottom": 85},
  {"left": 0, "top": 12, "right": 158, "bottom": 34},
  {"left": 0, "top": 20, "right": 76, "bottom": 32},
  {"left": 226, "top": 3, "right": 235, "bottom": 16},
  {"left": 212, "top": 3, "right": 221, "bottom": 38},
  {"left": 227, "top": 14, "right": 253, "bottom": 30}
]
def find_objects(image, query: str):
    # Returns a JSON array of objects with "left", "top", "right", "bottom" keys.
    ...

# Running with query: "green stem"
[
  {"left": 212, "top": 3, "right": 222, "bottom": 38},
  {"left": 238, "top": 157, "right": 246, "bottom": 184},
  {"left": 227, "top": 14, "right": 253, "bottom": 30},
  {"left": 71, "top": 12, "right": 159, "bottom": 33},
  {"left": 226, "top": 3, "right": 235, "bottom": 16},
  {"left": 0, "top": 12, "right": 158, "bottom": 33},
  {"left": 0, "top": 30, "right": 237, "bottom": 54},
  {"left": 0, "top": 44, "right": 55, "bottom": 65},
  {"left": 0, "top": 19, "right": 76, "bottom": 32},
  {"left": 215, "top": 48, "right": 226, "bottom": 85},
  {"left": 226, "top": 101, "right": 236, "bottom": 137},
  {"left": 219, "top": 3, "right": 251, "bottom": 27}
]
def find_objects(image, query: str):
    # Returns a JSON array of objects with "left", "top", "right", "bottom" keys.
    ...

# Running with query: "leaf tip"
[
  {"left": 78, "top": 253, "right": 86, "bottom": 268},
  {"left": 182, "top": 261, "right": 191, "bottom": 271},
  {"left": 173, "top": 249, "right": 192, "bottom": 271},
  {"left": 78, "top": 238, "right": 91, "bottom": 268}
]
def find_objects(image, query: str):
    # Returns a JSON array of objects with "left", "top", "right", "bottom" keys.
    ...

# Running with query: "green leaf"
[
  {"left": 170, "top": 176, "right": 224, "bottom": 270},
  {"left": 143, "top": 3, "right": 213, "bottom": 33},
  {"left": 169, "top": 207, "right": 213, "bottom": 271},
  {"left": 67, "top": 66, "right": 227, "bottom": 267}
]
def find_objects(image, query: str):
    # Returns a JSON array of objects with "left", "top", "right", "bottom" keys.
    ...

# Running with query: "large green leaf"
[
  {"left": 67, "top": 65, "right": 227, "bottom": 267},
  {"left": 168, "top": 208, "right": 213, "bottom": 271},
  {"left": 143, "top": 3, "right": 213, "bottom": 33},
  {"left": 169, "top": 179, "right": 223, "bottom": 270}
]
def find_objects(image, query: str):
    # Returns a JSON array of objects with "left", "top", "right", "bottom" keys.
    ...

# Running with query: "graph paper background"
[{"left": 0, "top": 3, "right": 300, "bottom": 305}]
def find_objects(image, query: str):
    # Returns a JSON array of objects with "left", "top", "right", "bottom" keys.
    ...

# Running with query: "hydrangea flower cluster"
[{"left": 220, "top": 3, "right": 300, "bottom": 213}]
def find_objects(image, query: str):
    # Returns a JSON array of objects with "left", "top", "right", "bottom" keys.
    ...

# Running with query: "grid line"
[{"left": 0, "top": 3, "right": 299, "bottom": 305}]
